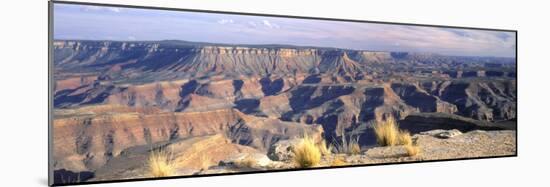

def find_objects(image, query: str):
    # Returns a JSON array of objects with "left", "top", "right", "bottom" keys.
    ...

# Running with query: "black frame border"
[{"left": 48, "top": 0, "right": 518, "bottom": 186}]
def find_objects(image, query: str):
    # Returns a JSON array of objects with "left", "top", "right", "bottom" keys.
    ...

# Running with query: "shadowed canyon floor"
[{"left": 52, "top": 40, "right": 516, "bottom": 184}]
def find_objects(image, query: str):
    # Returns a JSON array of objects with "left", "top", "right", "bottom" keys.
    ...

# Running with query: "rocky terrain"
[
  {"left": 52, "top": 40, "right": 516, "bottom": 184},
  {"left": 81, "top": 129, "right": 515, "bottom": 182}
]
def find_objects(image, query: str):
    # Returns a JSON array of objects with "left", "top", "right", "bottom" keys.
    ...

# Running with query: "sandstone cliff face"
[
  {"left": 391, "top": 83, "right": 458, "bottom": 114},
  {"left": 53, "top": 105, "right": 322, "bottom": 172},
  {"left": 421, "top": 80, "right": 517, "bottom": 121},
  {"left": 273, "top": 84, "right": 418, "bottom": 139},
  {"left": 54, "top": 40, "right": 323, "bottom": 78},
  {"left": 54, "top": 40, "right": 515, "bottom": 80},
  {"left": 90, "top": 134, "right": 260, "bottom": 181},
  {"left": 54, "top": 75, "right": 514, "bottom": 139}
]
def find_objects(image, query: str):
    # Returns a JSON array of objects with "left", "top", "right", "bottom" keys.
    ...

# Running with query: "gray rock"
[
  {"left": 198, "top": 166, "right": 241, "bottom": 175},
  {"left": 267, "top": 139, "right": 301, "bottom": 161},
  {"left": 420, "top": 129, "right": 448, "bottom": 136},
  {"left": 174, "top": 168, "right": 199, "bottom": 176},
  {"left": 420, "top": 129, "right": 462, "bottom": 139},
  {"left": 436, "top": 129, "right": 462, "bottom": 139},
  {"left": 219, "top": 153, "right": 273, "bottom": 168}
]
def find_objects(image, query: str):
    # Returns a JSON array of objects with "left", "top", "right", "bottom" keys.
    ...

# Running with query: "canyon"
[{"left": 52, "top": 40, "right": 516, "bottom": 183}]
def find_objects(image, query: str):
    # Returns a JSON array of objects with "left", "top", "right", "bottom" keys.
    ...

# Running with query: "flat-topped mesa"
[
  {"left": 51, "top": 40, "right": 420, "bottom": 65},
  {"left": 349, "top": 51, "right": 394, "bottom": 63},
  {"left": 199, "top": 46, "right": 318, "bottom": 56},
  {"left": 51, "top": 40, "right": 363, "bottom": 78},
  {"left": 53, "top": 40, "right": 515, "bottom": 80},
  {"left": 53, "top": 40, "right": 150, "bottom": 51},
  {"left": 53, "top": 40, "right": 319, "bottom": 55}
]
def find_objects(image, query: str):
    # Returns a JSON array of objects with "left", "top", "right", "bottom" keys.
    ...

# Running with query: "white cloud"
[
  {"left": 247, "top": 21, "right": 258, "bottom": 27},
  {"left": 56, "top": 4, "right": 515, "bottom": 57},
  {"left": 244, "top": 20, "right": 280, "bottom": 29},
  {"left": 82, "top": 6, "right": 121, "bottom": 13},
  {"left": 108, "top": 7, "right": 121, "bottom": 13},
  {"left": 262, "top": 20, "right": 280, "bottom": 29},
  {"left": 217, "top": 19, "right": 234, "bottom": 24}
]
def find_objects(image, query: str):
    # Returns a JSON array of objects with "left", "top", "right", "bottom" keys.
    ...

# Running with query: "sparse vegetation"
[
  {"left": 374, "top": 117, "right": 412, "bottom": 146},
  {"left": 318, "top": 140, "right": 333, "bottom": 156},
  {"left": 292, "top": 135, "right": 321, "bottom": 168},
  {"left": 404, "top": 143, "right": 421, "bottom": 156},
  {"left": 350, "top": 143, "right": 361, "bottom": 155},
  {"left": 330, "top": 156, "right": 347, "bottom": 166},
  {"left": 332, "top": 130, "right": 362, "bottom": 155},
  {"left": 398, "top": 130, "right": 413, "bottom": 146},
  {"left": 374, "top": 116, "right": 422, "bottom": 156},
  {"left": 374, "top": 117, "right": 400, "bottom": 146},
  {"left": 148, "top": 149, "right": 176, "bottom": 177}
]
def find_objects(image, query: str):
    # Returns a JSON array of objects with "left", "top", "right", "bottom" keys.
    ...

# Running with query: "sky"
[{"left": 53, "top": 4, "right": 516, "bottom": 58}]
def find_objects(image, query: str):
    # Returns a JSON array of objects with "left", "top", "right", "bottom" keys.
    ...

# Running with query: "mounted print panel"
[{"left": 49, "top": 1, "right": 517, "bottom": 186}]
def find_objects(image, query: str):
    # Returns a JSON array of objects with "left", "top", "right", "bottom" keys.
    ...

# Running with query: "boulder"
[
  {"left": 420, "top": 129, "right": 462, "bottom": 139},
  {"left": 219, "top": 153, "right": 273, "bottom": 168},
  {"left": 436, "top": 129, "right": 462, "bottom": 139},
  {"left": 267, "top": 139, "right": 301, "bottom": 161}
]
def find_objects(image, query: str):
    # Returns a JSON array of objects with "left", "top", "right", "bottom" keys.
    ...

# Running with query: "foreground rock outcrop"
[
  {"left": 360, "top": 130, "right": 516, "bottom": 164},
  {"left": 78, "top": 129, "right": 515, "bottom": 182},
  {"left": 218, "top": 129, "right": 516, "bottom": 170}
]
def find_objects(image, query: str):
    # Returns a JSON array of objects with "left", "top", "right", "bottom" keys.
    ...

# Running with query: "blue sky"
[{"left": 54, "top": 4, "right": 516, "bottom": 57}]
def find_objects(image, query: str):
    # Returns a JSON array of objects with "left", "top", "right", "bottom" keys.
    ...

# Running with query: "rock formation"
[{"left": 52, "top": 40, "right": 516, "bottom": 183}]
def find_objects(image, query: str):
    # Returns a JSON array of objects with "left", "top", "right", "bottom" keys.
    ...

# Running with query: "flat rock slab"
[
  {"left": 361, "top": 130, "right": 515, "bottom": 164},
  {"left": 420, "top": 129, "right": 463, "bottom": 139},
  {"left": 219, "top": 153, "right": 274, "bottom": 168},
  {"left": 317, "top": 130, "right": 516, "bottom": 167}
]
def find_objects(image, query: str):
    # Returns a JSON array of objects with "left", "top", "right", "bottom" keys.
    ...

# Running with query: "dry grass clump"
[
  {"left": 330, "top": 156, "right": 347, "bottom": 167},
  {"left": 148, "top": 149, "right": 176, "bottom": 177},
  {"left": 404, "top": 144, "right": 421, "bottom": 156},
  {"left": 292, "top": 135, "right": 322, "bottom": 168},
  {"left": 374, "top": 117, "right": 412, "bottom": 146},
  {"left": 318, "top": 140, "right": 333, "bottom": 156},
  {"left": 350, "top": 143, "right": 361, "bottom": 155},
  {"left": 332, "top": 130, "right": 362, "bottom": 155},
  {"left": 374, "top": 117, "right": 400, "bottom": 146},
  {"left": 374, "top": 116, "right": 422, "bottom": 157},
  {"left": 398, "top": 130, "right": 413, "bottom": 146}
]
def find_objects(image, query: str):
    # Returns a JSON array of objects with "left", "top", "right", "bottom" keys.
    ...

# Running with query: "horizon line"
[{"left": 53, "top": 38, "right": 517, "bottom": 59}]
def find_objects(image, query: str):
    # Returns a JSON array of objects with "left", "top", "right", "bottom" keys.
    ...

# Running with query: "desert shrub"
[
  {"left": 374, "top": 117, "right": 412, "bottom": 146},
  {"left": 398, "top": 130, "right": 413, "bottom": 146},
  {"left": 148, "top": 149, "right": 176, "bottom": 177},
  {"left": 374, "top": 116, "right": 421, "bottom": 156},
  {"left": 374, "top": 117, "right": 400, "bottom": 146},
  {"left": 318, "top": 140, "right": 333, "bottom": 156},
  {"left": 292, "top": 135, "right": 322, "bottom": 168},
  {"left": 350, "top": 143, "right": 361, "bottom": 155},
  {"left": 333, "top": 130, "right": 362, "bottom": 155},
  {"left": 404, "top": 144, "right": 421, "bottom": 156}
]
